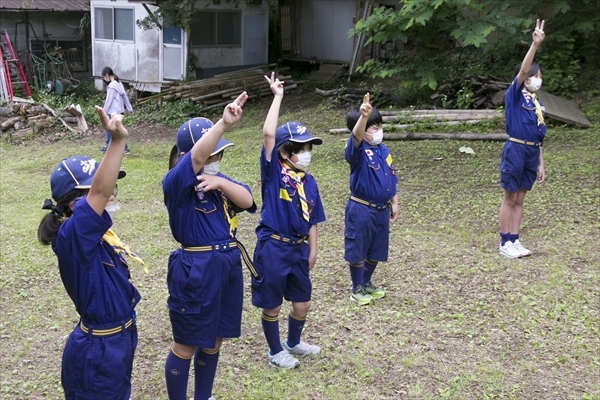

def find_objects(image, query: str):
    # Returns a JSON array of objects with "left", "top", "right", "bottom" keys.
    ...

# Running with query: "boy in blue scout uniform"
[
  {"left": 251, "top": 72, "right": 326, "bottom": 369},
  {"left": 499, "top": 19, "right": 547, "bottom": 259},
  {"left": 344, "top": 93, "right": 399, "bottom": 306},
  {"left": 162, "top": 92, "right": 257, "bottom": 400},
  {"left": 38, "top": 108, "right": 145, "bottom": 399}
]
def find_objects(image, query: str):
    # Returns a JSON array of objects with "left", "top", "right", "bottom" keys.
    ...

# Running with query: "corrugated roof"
[{"left": 1, "top": 0, "right": 89, "bottom": 12}]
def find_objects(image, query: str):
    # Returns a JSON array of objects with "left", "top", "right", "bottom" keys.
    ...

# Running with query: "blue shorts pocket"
[{"left": 167, "top": 300, "right": 201, "bottom": 315}]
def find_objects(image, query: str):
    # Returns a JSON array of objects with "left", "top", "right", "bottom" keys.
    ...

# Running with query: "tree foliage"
[{"left": 351, "top": 0, "right": 599, "bottom": 99}]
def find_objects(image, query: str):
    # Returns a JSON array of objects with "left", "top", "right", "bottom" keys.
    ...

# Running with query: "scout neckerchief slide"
[
  {"left": 102, "top": 229, "right": 148, "bottom": 273},
  {"left": 281, "top": 162, "right": 310, "bottom": 222}
]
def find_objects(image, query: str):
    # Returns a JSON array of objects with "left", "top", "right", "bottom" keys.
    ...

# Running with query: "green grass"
[{"left": 0, "top": 92, "right": 599, "bottom": 399}]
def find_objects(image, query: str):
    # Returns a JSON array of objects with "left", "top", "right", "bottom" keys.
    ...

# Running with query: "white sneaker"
[
  {"left": 499, "top": 241, "right": 522, "bottom": 258},
  {"left": 267, "top": 349, "right": 300, "bottom": 369},
  {"left": 513, "top": 239, "right": 532, "bottom": 257},
  {"left": 284, "top": 340, "right": 321, "bottom": 356}
]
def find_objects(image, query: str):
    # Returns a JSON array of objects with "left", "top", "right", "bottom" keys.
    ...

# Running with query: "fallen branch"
[{"left": 383, "top": 132, "right": 508, "bottom": 141}]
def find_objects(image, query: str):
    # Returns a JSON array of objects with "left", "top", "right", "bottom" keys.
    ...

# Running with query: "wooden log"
[
  {"left": 379, "top": 109, "right": 503, "bottom": 116},
  {"left": 40, "top": 103, "right": 79, "bottom": 133},
  {"left": 27, "top": 114, "right": 49, "bottom": 121},
  {"left": 382, "top": 114, "right": 502, "bottom": 122},
  {"left": 383, "top": 132, "right": 508, "bottom": 141},
  {"left": 315, "top": 88, "right": 342, "bottom": 97},
  {"left": 1, "top": 116, "right": 21, "bottom": 130}
]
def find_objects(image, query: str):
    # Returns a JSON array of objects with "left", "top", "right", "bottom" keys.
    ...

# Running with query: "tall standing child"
[
  {"left": 344, "top": 93, "right": 399, "bottom": 305},
  {"left": 498, "top": 19, "right": 547, "bottom": 258},
  {"left": 162, "top": 92, "right": 257, "bottom": 400},
  {"left": 100, "top": 67, "right": 133, "bottom": 154},
  {"left": 38, "top": 108, "right": 146, "bottom": 399},
  {"left": 251, "top": 72, "right": 326, "bottom": 369}
]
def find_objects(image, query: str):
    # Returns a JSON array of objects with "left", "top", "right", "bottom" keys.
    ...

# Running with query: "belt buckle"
[
  {"left": 218, "top": 241, "right": 230, "bottom": 252},
  {"left": 288, "top": 237, "right": 299, "bottom": 245}
]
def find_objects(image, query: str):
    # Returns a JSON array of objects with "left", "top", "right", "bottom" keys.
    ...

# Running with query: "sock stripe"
[
  {"left": 200, "top": 348, "right": 220, "bottom": 355},
  {"left": 171, "top": 349, "right": 192, "bottom": 360},
  {"left": 289, "top": 312, "right": 306, "bottom": 322},
  {"left": 262, "top": 312, "right": 278, "bottom": 322},
  {"left": 349, "top": 262, "right": 362, "bottom": 268}
]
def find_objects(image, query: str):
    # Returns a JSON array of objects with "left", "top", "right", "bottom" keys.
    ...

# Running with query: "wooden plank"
[{"left": 536, "top": 90, "right": 591, "bottom": 128}]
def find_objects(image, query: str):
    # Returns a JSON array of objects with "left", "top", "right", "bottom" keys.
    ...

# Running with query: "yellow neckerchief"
[
  {"left": 218, "top": 190, "right": 237, "bottom": 237},
  {"left": 523, "top": 89, "right": 545, "bottom": 126},
  {"left": 102, "top": 229, "right": 148, "bottom": 273},
  {"left": 282, "top": 162, "right": 309, "bottom": 222}
]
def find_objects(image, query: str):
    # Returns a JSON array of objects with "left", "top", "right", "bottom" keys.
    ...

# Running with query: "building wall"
[
  {"left": 91, "top": 0, "right": 268, "bottom": 91},
  {"left": 91, "top": 0, "right": 159, "bottom": 85},
  {"left": 0, "top": 11, "right": 90, "bottom": 77}
]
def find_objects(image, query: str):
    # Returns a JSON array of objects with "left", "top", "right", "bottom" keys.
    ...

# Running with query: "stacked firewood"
[
  {"left": 137, "top": 64, "right": 300, "bottom": 110},
  {"left": 431, "top": 74, "right": 511, "bottom": 109},
  {"left": 0, "top": 101, "right": 86, "bottom": 138}
]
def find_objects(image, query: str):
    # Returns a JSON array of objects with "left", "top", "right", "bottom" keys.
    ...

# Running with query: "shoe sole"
[
  {"left": 269, "top": 361, "right": 300, "bottom": 369},
  {"left": 368, "top": 292, "right": 386, "bottom": 299},
  {"left": 499, "top": 251, "right": 522, "bottom": 259},
  {"left": 350, "top": 294, "right": 372, "bottom": 305}
]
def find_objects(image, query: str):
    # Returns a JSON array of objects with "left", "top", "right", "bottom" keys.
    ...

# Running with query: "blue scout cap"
[
  {"left": 176, "top": 117, "right": 234, "bottom": 155},
  {"left": 274, "top": 121, "right": 322, "bottom": 150},
  {"left": 50, "top": 155, "right": 126, "bottom": 201}
]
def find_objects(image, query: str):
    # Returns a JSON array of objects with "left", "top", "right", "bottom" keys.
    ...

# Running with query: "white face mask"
[
  {"left": 525, "top": 77, "right": 542, "bottom": 92},
  {"left": 366, "top": 129, "right": 384, "bottom": 145},
  {"left": 105, "top": 203, "right": 120, "bottom": 221},
  {"left": 291, "top": 151, "right": 311, "bottom": 170},
  {"left": 203, "top": 161, "right": 220, "bottom": 175}
]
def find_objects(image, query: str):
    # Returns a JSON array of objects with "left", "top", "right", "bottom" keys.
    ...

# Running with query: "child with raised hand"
[
  {"left": 344, "top": 93, "right": 399, "bottom": 306},
  {"left": 162, "top": 92, "right": 257, "bottom": 400},
  {"left": 498, "top": 19, "right": 547, "bottom": 258},
  {"left": 251, "top": 72, "right": 326, "bottom": 369},
  {"left": 38, "top": 108, "right": 146, "bottom": 399}
]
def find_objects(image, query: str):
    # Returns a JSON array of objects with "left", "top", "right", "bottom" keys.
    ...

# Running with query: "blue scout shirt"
[
  {"left": 163, "top": 152, "right": 255, "bottom": 247},
  {"left": 345, "top": 136, "right": 398, "bottom": 203},
  {"left": 256, "top": 145, "right": 326, "bottom": 240},
  {"left": 504, "top": 76, "right": 547, "bottom": 143},
  {"left": 53, "top": 197, "right": 140, "bottom": 326}
]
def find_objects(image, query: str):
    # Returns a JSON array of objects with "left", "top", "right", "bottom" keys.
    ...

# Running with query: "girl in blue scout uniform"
[
  {"left": 499, "top": 19, "right": 547, "bottom": 259},
  {"left": 344, "top": 93, "right": 399, "bottom": 306},
  {"left": 251, "top": 72, "right": 326, "bottom": 369},
  {"left": 162, "top": 92, "right": 257, "bottom": 400},
  {"left": 38, "top": 108, "right": 145, "bottom": 400}
]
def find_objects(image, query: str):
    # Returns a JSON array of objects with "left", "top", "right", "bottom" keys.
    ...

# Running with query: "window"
[
  {"left": 95, "top": 7, "right": 134, "bottom": 41},
  {"left": 190, "top": 11, "right": 241, "bottom": 46}
]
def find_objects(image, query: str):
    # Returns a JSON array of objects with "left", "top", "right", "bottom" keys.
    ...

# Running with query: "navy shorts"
[
  {"left": 499, "top": 141, "right": 540, "bottom": 192},
  {"left": 344, "top": 200, "right": 391, "bottom": 264},
  {"left": 251, "top": 238, "right": 311, "bottom": 309},
  {"left": 61, "top": 324, "right": 137, "bottom": 399},
  {"left": 167, "top": 248, "right": 243, "bottom": 348}
]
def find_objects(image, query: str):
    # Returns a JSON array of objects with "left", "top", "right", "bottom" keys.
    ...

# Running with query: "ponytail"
[
  {"left": 101, "top": 66, "right": 120, "bottom": 82},
  {"left": 37, "top": 190, "right": 87, "bottom": 245}
]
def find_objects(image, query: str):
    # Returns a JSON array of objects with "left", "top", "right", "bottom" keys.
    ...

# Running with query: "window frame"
[
  {"left": 190, "top": 10, "right": 242, "bottom": 48},
  {"left": 94, "top": 7, "right": 135, "bottom": 43}
]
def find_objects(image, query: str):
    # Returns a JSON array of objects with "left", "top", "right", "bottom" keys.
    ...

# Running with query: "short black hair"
[
  {"left": 278, "top": 141, "right": 312, "bottom": 158},
  {"left": 346, "top": 107, "right": 383, "bottom": 132},
  {"left": 513, "top": 62, "right": 540, "bottom": 79}
]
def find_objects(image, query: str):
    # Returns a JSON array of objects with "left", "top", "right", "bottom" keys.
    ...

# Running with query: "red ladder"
[{"left": 1, "top": 30, "right": 32, "bottom": 101}]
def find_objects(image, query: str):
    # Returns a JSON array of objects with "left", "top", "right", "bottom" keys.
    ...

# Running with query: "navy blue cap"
[
  {"left": 50, "top": 155, "right": 126, "bottom": 200},
  {"left": 176, "top": 117, "right": 234, "bottom": 155},
  {"left": 274, "top": 121, "right": 322, "bottom": 150}
]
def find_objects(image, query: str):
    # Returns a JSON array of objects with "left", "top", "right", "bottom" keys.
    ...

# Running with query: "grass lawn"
[{"left": 0, "top": 92, "right": 598, "bottom": 399}]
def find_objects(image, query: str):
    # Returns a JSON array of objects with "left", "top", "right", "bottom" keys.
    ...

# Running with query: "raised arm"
[
  {"left": 263, "top": 72, "right": 284, "bottom": 161},
  {"left": 516, "top": 19, "right": 545, "bottom": 88},
  {"left": 88, "top": 107, "right": 128, "bottom": 215},
  {"left": 352, "top": 93, "right": 372, "bottom": 147},
  {"left": 190, "top": 92, "right": 247, "bottom": 173}
]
